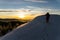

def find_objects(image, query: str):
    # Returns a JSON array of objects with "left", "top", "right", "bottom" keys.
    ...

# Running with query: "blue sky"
[{"left": 0, "top": 0, "right": 60, "bottom": 9}]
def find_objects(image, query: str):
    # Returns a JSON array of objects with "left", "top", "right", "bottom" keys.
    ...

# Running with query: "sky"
[
  {"left": 0, "top": 0, "right": 60, "bottom": 18},
  {"left": 0, "top": 0, "right": 60, "bottom": 9}
]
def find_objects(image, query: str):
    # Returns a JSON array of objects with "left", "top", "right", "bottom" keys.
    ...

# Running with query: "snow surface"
[{"left": 0, "top": 14, "right": 60, "bottom": 40}]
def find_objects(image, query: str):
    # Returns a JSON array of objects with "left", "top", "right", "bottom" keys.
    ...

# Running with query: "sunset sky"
[{"left": 0, "top": 0, "right": 60, "bottom": 18}]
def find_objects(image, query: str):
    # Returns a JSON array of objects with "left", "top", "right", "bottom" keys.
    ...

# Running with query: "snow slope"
[{"left": 0, "top": 14, "right": 60, "bottom": 40}]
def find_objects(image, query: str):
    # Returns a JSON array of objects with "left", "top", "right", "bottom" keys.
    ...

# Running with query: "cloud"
[
  {"left": 0, "top": 6, "right": 60, "bottom": 14},
  {"left": 25, "top": 0, "right": 48, "bottom": 3},
  {"left": 0, "top": 0, "right": 57, "bottom": 3},
  {"left": 26, "top": 6, "right": 60, "bottom": 14},
  {"left": 0, "top": 6, "right": 60, "bottom": 16}
]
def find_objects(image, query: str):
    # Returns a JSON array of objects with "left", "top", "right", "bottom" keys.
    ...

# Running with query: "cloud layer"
[
  {"left": 0, "top": 0, "right": 58, "bottom": 3},
  {"left": 25, "top": 0, "right": 48, "bottom": 3},
  {"left": 0, "top": 6, "right": 60, "bottom": 16}
]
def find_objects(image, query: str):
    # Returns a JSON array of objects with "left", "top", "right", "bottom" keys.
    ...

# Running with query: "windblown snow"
[{"left": 0, "top": 15, "right": 60, "bottom": 40}]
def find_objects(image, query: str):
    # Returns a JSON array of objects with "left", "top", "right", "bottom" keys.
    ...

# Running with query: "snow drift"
[{"left": 0, "top": 14, "right": 60, "bottom": 40}]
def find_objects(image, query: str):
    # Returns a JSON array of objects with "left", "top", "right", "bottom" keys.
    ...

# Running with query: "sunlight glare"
[{"left": 18, "top": 12, "right": 26, "bottom": 18}]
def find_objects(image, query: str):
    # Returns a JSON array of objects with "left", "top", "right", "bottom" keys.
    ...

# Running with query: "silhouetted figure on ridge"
[{"left": 45, "top": 12, "right": 50, "bottom": 23}]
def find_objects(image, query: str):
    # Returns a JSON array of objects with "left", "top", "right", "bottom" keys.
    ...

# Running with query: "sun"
[
  {"left": 19, "top": 13, "right": 25, "bottom": 18},
  {"left": 18, "top": 12, "right": 26, "bottom": 18}
]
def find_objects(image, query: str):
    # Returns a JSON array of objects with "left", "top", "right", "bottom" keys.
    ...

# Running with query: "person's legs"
[{"left": 46, "top": 17, "right": 49, "bottom": 23}]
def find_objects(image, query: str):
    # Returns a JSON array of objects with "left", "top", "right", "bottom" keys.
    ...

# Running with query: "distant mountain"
[
  {"left": 0, "top": 17, "right": 33, "bottom": 22},
  {"left": 0, "top": 18, "right": 28, "bottom": 22},
  {"left": 1, "top": 14, "right": 60, "bottom": 40},
  {"left": 0, "top": 19, "right": 19, "bottom": 22}
]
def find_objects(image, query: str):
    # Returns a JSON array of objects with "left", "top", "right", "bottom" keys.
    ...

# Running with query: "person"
[{"left": 45, "top": 12, "right": 50, "bottom": 23}]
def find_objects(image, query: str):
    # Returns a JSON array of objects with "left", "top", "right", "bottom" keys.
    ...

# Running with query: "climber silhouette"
[{"left": 45, "top": 12, "right": 50, "bottom": 23}]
